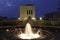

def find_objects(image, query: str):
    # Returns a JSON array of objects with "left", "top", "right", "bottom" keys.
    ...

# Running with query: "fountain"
[{"left": 17, "top": 23, "right": 44, "bottom": 39}]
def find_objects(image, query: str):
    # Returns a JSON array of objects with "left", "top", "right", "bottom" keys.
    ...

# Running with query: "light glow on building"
[
  {"left": 24, "top": 18, "right": 28, "bottom": 20},
  {"left": 32, "top": 17, "right": 36, "bottom": 20}
]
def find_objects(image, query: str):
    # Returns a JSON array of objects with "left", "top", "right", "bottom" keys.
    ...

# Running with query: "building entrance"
[{"left": 28, "top": 16, "right": 31, "bottom": 20}]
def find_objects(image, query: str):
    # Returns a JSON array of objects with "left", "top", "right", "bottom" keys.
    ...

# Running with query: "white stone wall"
[{"left": 20, "top": 6, "right": 35, "bottom": 21}]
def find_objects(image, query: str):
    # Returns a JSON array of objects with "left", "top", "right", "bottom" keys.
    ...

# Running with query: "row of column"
[{"left": 27, "top": 10, "right": 33, "bottom": 15}]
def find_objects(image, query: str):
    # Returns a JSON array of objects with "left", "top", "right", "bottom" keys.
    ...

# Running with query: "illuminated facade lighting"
[
  {"left": 32, "top": 17, "right": 36, "bottom": 20},
  {"left": 24, "top": 18, "right": 28, "bottom": 20}
]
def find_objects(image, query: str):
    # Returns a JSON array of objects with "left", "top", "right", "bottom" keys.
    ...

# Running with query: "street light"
[
  {"left": 18, "top": 18, "right": 20, "bottom": 20},
  {"left": 6, "top": 29, "right": 9, "bottom": 31},
  {"left": 40, "top": 17, "right": 42, "bottom": 20}
]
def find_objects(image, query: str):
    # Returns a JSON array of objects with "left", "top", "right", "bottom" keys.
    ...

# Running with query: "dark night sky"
[{"left": 0, "top": 0, "right": 59, "bottom": 18}]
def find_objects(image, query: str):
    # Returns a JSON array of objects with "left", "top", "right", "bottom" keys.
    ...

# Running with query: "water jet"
[{"left": 17, "top": 23, "right": 46, "bottom": 39}]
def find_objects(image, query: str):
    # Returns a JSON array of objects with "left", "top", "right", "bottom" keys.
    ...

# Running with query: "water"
[
  {"left": 25, "top": 23, "right": 33, "bottom": 34},
  {"left": 18, "top": 23, "right": 40, "bottom": 39}
]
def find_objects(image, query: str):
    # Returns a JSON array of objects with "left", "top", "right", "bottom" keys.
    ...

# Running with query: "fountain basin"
[
  {"left": 16, "top": 23, "right": 47, "bottom": 39},
  {"left": 18, "top": 33, "right": 40, "bottom": 39}
]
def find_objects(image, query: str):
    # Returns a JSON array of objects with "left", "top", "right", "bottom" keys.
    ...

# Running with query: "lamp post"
[
  {"left": 18, "top": 18, "right": 20, "bottom": 20},
  {"left": 39, "top": 17, "right": 44, "bottom": 27},
  {"left": 40, "top": 17, "right": 42, "bottom": 20}
]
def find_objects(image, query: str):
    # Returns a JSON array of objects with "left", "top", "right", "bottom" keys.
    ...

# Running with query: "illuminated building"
[{"left": 20, "top": 4, "right": 36, "bottom": 21}]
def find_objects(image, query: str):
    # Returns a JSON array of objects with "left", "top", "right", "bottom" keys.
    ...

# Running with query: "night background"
[
  {"left": 0, "top": 0, "right": 59, "bottom": 18},
  {"left": 0, "top": 0, "right": 60, "bottom": 40}
]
